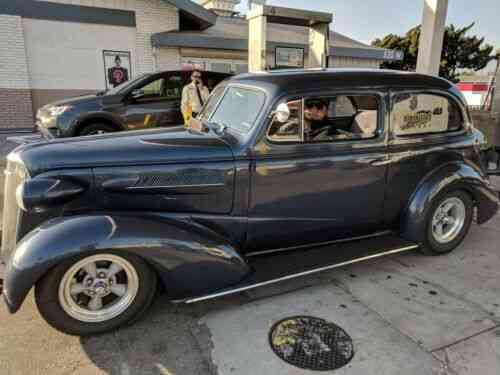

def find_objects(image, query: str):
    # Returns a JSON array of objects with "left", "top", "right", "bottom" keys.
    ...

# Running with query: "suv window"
[
  {"left": 267, "top": 94, "right": 379, "bottom": 143},
  {"left": 142, "top": 78, "right": 163, "bottom": 96},
  {"left": 392, "top": 93, "right": 464, "bottom": 136},
  {"left": 164, "top": 75, "right": 183, "bottom": 99}
]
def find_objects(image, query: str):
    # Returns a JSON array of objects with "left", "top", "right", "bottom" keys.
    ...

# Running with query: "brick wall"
[
  {"left": 134, "top": 0, "right": 180, "bottom": 74},
  {"left": 0, "top": 15, "right": 34, "bottom": 128}
]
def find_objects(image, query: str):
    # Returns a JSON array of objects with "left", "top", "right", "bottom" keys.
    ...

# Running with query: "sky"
[{"left": 235, "top": 0, "right": 500, "bottom": 50}]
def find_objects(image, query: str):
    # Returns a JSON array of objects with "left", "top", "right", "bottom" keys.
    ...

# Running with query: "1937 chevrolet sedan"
[{"left": 1, "top": 69, "right": 499, "bottom": 336}]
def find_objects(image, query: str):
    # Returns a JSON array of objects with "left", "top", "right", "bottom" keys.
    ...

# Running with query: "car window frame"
[
  {"left": 263, "top": 90, "right": 386, "bottom": 148},
  {"left": 389, "top": 89, "right": 470, "bottom": 144}
]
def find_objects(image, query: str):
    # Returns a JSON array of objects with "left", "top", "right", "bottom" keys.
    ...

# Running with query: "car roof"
[{"left": 230, "top": 68, "right": 455, "bottom": 92}]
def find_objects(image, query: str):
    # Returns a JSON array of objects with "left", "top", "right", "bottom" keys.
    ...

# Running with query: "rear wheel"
[
  {"left": 35, "top": 252, "right": 157, "bottom": 336},
  {"left": 78, "top": 123, "right": 116, "bottom": 136},
  {"left": 420, "top": 190, "right": 473, "bottom": 255}
]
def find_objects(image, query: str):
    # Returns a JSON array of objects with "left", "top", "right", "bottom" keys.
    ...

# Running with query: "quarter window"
[{"left": 392, "top": 93, "right": 464, "bottom": 136}]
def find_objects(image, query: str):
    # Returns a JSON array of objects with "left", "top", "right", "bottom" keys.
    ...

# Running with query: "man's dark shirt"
[{"left": 108, "top": 67, "right": 129, "bottom": 87}]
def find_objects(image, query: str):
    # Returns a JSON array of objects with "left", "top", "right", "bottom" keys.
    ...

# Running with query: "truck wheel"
[
  {"left": 35, "top": 253, "right": 157, "bottom": 336},
  {"left": 420, "top": 190, "right": 473, "bottom": 256},
  {"left": 78, "top": 123, "right": 116, "bottom": 136}
]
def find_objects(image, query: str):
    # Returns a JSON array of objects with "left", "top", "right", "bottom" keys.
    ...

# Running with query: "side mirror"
[
  {"left": 131, "top": 89, "right": 144, "bottom": 99},
  {"left": 275, "top": 103, "right": 291, "bottom": 123}
]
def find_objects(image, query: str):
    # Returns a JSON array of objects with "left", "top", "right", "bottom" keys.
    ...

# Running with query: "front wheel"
[
  {"left": 35, "top": 252, "right": 157, "bottom": 336},
  {"left": 420, "top": 190, "right": 474, "bottom": 256}
]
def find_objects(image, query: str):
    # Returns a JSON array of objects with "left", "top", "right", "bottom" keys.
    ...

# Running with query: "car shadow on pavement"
[{"left": 79, "top": 294, "right": 247, "bottom": 375}]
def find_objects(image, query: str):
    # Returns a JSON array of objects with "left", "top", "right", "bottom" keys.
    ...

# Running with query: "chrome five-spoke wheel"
[
  {"left": 35, "top": 252, "right": 156, "bottom": 336},
  {"left": 59, "top": 254, "right": 139, "bottom": 323},
  {"left": 431, "top": 197, "right": 466, "bottom": 244},
  {"left": 421, "top": 190, "right": 473, "bottom": 256}
]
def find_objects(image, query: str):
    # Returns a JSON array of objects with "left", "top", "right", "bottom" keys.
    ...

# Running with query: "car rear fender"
[
  {"left": 401, "top": 161, "right": 499, "bottom": 243},
  {"left": 2, "top": 215, "right": 249, "bottom": 313}
]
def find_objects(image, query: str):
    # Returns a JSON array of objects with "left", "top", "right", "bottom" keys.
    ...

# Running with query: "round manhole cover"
[{"left": 269, "top": 316, "right": 354, "bottom": 371}]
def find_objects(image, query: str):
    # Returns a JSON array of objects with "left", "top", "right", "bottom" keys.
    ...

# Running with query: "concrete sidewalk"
[{"left": 196, "top": 213, "right": 500, "bottom": 375}]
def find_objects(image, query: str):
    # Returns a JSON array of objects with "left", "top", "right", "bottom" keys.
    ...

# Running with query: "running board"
[{"left": 178, "top": 235, "right": 419, "bottom": 304}]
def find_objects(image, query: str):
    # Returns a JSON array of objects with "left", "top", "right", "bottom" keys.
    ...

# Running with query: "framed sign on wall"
[
  {"left": 103, "top": 50, "right": 132, "bottom": 89},
  {"left": 275, "top": 47, "right": 305, "bottom": 69}
]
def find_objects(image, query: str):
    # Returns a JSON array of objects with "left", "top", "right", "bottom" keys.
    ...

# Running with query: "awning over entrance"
[
  {"left": 165, "top": 0, "right": 216, "bottom": 30},
  {"left": 152, "top": 16, "right": 403, "bottom": 62}
]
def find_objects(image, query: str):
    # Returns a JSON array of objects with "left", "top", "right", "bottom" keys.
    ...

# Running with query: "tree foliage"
[{"left": 372, "top": 23, "right": 498, "bottom": 82}]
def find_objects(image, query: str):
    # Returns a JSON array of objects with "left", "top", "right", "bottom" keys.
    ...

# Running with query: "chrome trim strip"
[
  {"left": 179, "top": 244, "right": 419, "bottom": 304},
  {"left": 245, "top": 231, "right": 393, "bottom": 257},
  {"left": 126, "top": 183, "right": 225, "bottom": 190}
]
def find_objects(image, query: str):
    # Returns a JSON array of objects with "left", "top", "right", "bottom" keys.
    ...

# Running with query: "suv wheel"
[
  {"left": 420, "top": 190, "right": 473, "bottom": 256},
  {"left": 78, "top": 123, "right": 116, "bottom": 136},
  {"left": 35, "top": 252, "right": 157, "bottom": 336}
]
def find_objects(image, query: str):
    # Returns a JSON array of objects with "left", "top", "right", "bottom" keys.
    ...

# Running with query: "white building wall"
[
  {"left": 37, "top": 0, "right": 181, "bottom": 75},
  {"left": 23, "top": 19, "right": 137, "bottom": 91}
]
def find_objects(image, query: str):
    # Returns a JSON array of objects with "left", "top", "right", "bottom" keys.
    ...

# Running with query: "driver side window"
[
  {"left": 267, "top": 94, "right": 380, "bottom": 143},
  {"left": 131, "top": 77, "right": 166, "bottom": 102}
]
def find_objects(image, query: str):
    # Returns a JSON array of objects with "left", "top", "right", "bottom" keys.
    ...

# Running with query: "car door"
[
  {"left": 121, "top": 73, "right": 184, "bottom": 130},
  {"left": 246, "top": 91, "right": 389, "bottom": 253},
  {"left": 384, "top": 90, "right": 470, "bottom": 225}
]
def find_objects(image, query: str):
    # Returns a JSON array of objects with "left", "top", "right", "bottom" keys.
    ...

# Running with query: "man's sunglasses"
[
  {"left": 192, "top": 75, "right": 202, "bottom": 79},
  {"left": 305, "top": 101, "right": 327, "bottom": 109}
]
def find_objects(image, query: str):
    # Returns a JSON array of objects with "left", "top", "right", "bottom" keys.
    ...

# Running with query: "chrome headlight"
[
  {"left": 15, "top": 182, "right": 27, "bottom": 211},
  {"left": 48, "top": 105, "right": 72, "bottom": 117}
]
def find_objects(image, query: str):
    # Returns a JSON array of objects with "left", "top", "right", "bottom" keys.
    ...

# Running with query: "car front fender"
[
  {"left": 2, "top": 215, "right": 249, "bottom": 313},
  {"left": 401, "top": 161, "right": 499, "bottom": 243}
]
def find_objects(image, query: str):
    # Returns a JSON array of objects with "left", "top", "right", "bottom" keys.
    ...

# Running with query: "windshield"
[
  {"left": 202, "top": 86, "right": 266, "bottom": 134},
  {"left": 198, "top": 85, "right": 226, "bottom": 122},
  {"left": 105, "top": 73, "right": 151, "bottom": 95}
]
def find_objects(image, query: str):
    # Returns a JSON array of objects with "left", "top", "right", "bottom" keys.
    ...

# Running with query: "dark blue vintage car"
[{"left": 1, "top": 69, "right": 499, "bottom": 336}]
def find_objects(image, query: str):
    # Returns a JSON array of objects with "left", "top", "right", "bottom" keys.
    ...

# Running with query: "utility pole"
[{"left": 416, "top": 0, "right": 449, "bottom": 76}]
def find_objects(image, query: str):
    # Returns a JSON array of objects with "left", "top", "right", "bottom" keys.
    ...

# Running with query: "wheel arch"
[
  {"left": 401, "top": 161, "right": 499, "bottom": 243},
  {"left": 2, "top": 215, "right": 249, "bottom": 313}
]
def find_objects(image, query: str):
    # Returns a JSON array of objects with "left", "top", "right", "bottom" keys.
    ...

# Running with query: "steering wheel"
[{"left": 308, "top": 126, "right": 356, "bottom": 141}]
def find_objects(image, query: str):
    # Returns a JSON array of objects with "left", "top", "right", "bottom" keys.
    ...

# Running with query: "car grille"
[{"left": 1, "top": 157, "right": 27, "bottom": 259}]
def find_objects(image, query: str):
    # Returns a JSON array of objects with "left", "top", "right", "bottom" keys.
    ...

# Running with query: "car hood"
[
  {"left": 46, "top": 94, "right": 102, "bottom": 107},
  {"left": 15, "top": 127, "right": 234, "bottom": 176}
]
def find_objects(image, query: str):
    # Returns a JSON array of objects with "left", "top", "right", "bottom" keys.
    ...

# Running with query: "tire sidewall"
[
  {"left": 78, "top": 123, "right": 115, "bottom": 136},
  {"left": 35, "top": 251, "right": 157, "bottom": 336},
  {"left": 423, "top": 190, "right": 473, "bottom": 255}
]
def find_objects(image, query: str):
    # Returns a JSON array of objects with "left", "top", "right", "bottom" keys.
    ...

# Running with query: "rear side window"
[{"left": 392, "top": 93, "right": 464, "bottom": 136}]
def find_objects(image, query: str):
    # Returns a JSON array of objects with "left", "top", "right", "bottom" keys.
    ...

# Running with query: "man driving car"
[{"left": 304, "top": 98, "right": 354, "bottom": 141}]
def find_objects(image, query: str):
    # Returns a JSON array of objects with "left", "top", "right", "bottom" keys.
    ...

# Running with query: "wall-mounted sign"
[
  {"left": 181, "top": 60, "right": 207, "bottom": 71},
  {"left": 103, "top": 50, "right": 131, "bottom": 89},
  {"left": 275, "top": 47, "right": 305, "bottom": 68}
]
